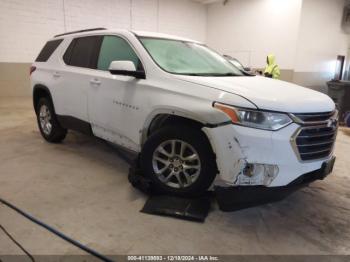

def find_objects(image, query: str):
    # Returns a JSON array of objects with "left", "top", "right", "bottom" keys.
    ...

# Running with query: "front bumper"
[
  {"left": 215, "top": 156, "right": 335, "bottom": 211},
  {"left": 203, "top": 123, "right": 335, "bottom": 187}
]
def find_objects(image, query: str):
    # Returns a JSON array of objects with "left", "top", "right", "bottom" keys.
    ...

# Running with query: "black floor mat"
[
  {"left": 128, "top": 158, "right": 211, "bottom": 222},
  {"left": 141, "top": 195, "right": 211, "bottom": 222}
]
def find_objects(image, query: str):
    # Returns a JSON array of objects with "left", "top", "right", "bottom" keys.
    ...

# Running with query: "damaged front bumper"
[
  {"left": 203, "top": 123, "right": 335, "bottom": 187},
  {"left": 215, "top": 156, "right": 335, "bottom": 211}
]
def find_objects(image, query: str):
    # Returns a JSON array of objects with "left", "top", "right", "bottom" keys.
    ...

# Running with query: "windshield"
[{"left": 139, "top": 37, "right": 244, "bottom": 76}]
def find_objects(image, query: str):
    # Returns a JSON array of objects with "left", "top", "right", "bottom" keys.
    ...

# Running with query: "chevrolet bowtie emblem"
[{"left": 327, "top": 119, "right": 338, "bottom": 129}]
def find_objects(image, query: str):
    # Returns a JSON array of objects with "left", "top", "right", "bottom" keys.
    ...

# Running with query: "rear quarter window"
[{"left": 35, "top": 39, "right": 63, "bottom": 62}]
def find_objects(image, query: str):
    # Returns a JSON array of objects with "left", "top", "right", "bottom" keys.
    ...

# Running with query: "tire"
[
  {"left": 36, "top": 97, "right": 67, "bottom": 143},
  {"left": 141, "top": 125, "right": 217, "bottom": 197}
]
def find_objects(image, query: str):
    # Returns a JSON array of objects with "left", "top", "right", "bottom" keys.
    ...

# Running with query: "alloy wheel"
[
  {"left": 39, "top": 104, "right": 52, "bottom": 135},
  {"left": 152, "top": 139, "right": 201, "bottom": 188}
]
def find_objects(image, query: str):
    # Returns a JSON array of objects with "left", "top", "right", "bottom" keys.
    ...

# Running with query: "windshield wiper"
[
  {"left": 212, "top": 73, "right": 240, "bottom": 77},
  {"left": 185, "top": 73, "right": 207, "bottom": 76}
]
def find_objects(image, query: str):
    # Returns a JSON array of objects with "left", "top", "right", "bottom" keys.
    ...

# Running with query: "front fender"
[{"left": 140, "top": 102, "right": 230, "bottom": 145}]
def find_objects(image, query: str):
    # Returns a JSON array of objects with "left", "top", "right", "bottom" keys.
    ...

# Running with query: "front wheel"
[{"left": 141, "top": 126, "right": 217, "bottom": 197}]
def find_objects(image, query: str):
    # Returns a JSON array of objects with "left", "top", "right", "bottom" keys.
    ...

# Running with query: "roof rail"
[{"left": 54, "top": 28, "right": 107, "bottom": 38}]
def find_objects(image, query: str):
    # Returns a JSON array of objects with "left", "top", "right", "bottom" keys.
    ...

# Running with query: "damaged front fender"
[
  {"left": 202, "top": 124, "right": 247, "bottom": 185},
  {"left": 202, "top": 124, "right": 274, "bottom": 186}
]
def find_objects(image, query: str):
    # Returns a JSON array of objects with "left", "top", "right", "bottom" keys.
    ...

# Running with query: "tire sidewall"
[{"left": 36, "top": 97, "right": 65, "bottom": 142}]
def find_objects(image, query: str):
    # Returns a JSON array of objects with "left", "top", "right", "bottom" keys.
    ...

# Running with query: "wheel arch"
[
  {"left": 32, "top": 84, "right": 54, "bottom": 113},
  {"left": 140, "top": 108, "right": 223, "bottom": 162},
  {"left": 141, "top": 109, "right": 206, "bottom": 145}
]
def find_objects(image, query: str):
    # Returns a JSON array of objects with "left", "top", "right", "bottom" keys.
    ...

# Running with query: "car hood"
[{"left": 175, "top": 75, "right": 335, "bottom": 113}]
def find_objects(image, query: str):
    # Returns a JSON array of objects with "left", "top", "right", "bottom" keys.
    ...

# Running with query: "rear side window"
[
  {"left": 63, "top": 36, "right": 102, "bottom": 68},
  {"left": 35, "top": 39, "right": 63, "bottom": 62},
  {"left": 97, "top": 36, "right": 142, "bottom": 71}
]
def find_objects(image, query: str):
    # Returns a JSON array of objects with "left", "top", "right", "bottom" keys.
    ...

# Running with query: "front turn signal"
[{"left": 213, "top": 102, "right": 239, "bottom": 123}]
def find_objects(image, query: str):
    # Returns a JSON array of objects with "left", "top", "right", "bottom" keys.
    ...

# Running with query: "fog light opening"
[{"left": 239, "top": 163, "right": 279, "bottom": 186}]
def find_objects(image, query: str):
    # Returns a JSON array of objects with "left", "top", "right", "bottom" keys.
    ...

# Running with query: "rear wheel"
[
  {"left": 141, "top": 126, "right": 217, "bottom": 197},
  {"left": 36, "top": 97, "right": 67, "bottom": 143}
]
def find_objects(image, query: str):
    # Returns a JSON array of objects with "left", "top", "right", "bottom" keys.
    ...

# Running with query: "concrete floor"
[{"left": 0, "top": 97, "right": 350, "bottom": 256}]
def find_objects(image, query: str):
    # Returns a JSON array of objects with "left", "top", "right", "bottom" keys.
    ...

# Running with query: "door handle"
[
  {"left": 53, "top": 72, "right": 61, "bottom": 78},
  {"left": 90, "top": 78, "right": 101, "bottom": 86}
]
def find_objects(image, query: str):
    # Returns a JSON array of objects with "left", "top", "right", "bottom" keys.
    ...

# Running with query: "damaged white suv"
[{"left": 31, "top": 28, "right": 337, "bottom": 209}]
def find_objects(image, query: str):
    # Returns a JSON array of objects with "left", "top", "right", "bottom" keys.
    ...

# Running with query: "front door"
[{"left": 88, "top": 35, "right": 146, "bottom": 151}]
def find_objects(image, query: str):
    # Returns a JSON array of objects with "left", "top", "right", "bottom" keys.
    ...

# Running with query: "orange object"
[{"left": 214, "top": 103, "right": 239, "bottom": 123}]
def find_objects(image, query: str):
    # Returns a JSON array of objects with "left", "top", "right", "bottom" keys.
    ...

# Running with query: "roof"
[
  {"left": 132, "top": 30, "right": 202, "bottom": 43},
  {"left": 53, "top": 28, "right": 202, "bottom": 44}
]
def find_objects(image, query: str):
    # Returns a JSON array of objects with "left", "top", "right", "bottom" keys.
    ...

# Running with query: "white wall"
[
  {"left": 0, "top": 0, "right": 348, "bottom": 82},
  {"left": 158, "top": 0, "right": 207, "bottom": 43},
  {"left": 0, "top": 0, "right": 65, "bottom": 63},
  {"left": 0, "top": 0, "right": 207, "bottom": 63},
  {"left": 294, "top": 0, "right": 348, "bottom": 75},
  {"left": 206, "top": 0, "right": 349, "bottom": 85},
  {"left": 207, "top": 0, "right": 303, "bottom": 69}
]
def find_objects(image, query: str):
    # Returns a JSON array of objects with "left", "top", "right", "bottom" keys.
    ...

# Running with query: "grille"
[
  {"left": 293, "top": 112, "right": 335, "bottom": 123},
  {"left": 292, "top": 112, "right": 337, "bottom": 161}
]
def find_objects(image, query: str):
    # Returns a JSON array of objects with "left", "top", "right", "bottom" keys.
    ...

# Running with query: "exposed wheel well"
[
  {"left": 147, "top": 114, "right": 204, "bottom": 138},
  {"left": 33, "top": 85, "right": 53, "bottom": 113}
]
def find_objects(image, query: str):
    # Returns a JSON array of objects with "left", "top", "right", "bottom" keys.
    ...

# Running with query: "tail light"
[{"left": 30, "top": 65, "right": 36, "bottom": 75}]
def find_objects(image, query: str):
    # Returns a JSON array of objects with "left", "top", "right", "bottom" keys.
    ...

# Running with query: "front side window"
[
  {"left": 97, "top": 36, "right": 142, "bottom": 71},
  {"left": 139, "top": 37, "right": 244, "bottom": 76}
]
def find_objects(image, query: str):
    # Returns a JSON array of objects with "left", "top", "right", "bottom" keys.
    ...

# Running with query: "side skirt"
[
  {"left": 56, "top": 115, "right": 93, "bottom": 136},
  {"left": 56, "top": 114, "right": 139, "bottom": 161}
]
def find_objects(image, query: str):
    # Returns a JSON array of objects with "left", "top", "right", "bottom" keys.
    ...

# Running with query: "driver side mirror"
[{"left": 109, "top": 61, "right": 145, "bottom": 79}]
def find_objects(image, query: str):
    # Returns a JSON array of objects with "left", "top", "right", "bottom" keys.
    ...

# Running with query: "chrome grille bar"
[
  {"left": 297, "top": 140, "right": 334, "bottom": 147},
  {"left": 300, "top": 148, "right": 332, "bottom": 155},
  {"left": 297, "top": 131, "right": 336, "bottom": 138}
]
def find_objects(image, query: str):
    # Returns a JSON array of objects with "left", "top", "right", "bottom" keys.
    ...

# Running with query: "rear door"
[{"left": 54, "top": 35, "right": 102, "bottom": 122}]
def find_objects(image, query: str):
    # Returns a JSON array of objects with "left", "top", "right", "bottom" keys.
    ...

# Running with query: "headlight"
[{"left": 213, "top": 102, "right": 292, "bottom": 130}]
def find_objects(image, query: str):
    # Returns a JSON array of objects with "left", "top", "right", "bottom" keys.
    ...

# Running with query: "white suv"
[{"left": 30, "top": 28, "right": 337, "bottom": 206}]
